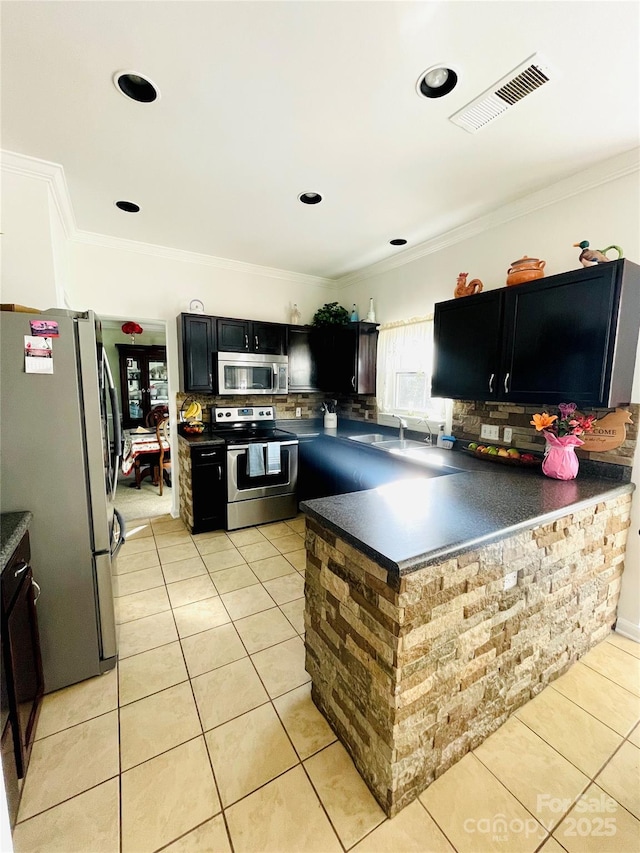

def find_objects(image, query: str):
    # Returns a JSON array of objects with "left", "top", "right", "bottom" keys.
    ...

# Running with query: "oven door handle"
[{"left": 229, "top": 440, "right": 299, "bottom": 451}]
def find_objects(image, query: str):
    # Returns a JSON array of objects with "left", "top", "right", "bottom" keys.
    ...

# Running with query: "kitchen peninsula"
[{"left": 301, "top": 456, "right": 634, "bottom": 817}]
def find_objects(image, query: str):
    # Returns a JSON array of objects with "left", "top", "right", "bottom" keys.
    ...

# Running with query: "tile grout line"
[
  {"left": 156, "top": 539, "right": 233, "bottom": 853},
  {"left": 179, "top": 528, "right": 343, "bottom": 850},
  {"left": 579, "top": 658, "right": 640, "bottom": 697},
  {"left": 546, "top": 681, "right": 638, "bottom": 738},
  {"left": 604, "top": 635, "right": 640, "bottom": 662}
]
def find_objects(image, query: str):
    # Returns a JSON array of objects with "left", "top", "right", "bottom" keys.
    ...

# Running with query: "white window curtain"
[{"left": 376, "top": 316, "right": 447, "bottom": 422}]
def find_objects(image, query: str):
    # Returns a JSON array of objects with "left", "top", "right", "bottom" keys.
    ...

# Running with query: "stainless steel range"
[{"left": 210, "top": 406, "right": 298, "bottom": 530}]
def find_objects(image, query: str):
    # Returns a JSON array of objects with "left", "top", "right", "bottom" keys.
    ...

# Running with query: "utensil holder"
[{"left": 324, "top": 413, "right": 337, "bottom": 429}]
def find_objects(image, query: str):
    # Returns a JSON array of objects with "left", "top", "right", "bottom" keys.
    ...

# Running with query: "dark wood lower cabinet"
[
  {"left": 191, "top": 446, "right": 226, "bottom": 533},
  {"left": 1, "top": 529, "right": 43, "bottom": 828}
]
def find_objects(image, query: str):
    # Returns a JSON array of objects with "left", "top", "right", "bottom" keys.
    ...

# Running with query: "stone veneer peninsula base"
[{"left": 304, "top": 493, "right": 632, "bottom": 818}]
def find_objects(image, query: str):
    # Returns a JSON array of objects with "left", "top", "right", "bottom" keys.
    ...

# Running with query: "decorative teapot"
[{"left": 506, "top": 255, "right": 546, "bottom": 287}]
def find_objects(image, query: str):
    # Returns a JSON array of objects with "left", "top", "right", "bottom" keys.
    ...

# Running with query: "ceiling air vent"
[{"left": 449, "top": 53, "right": 554, "bottom": 134}]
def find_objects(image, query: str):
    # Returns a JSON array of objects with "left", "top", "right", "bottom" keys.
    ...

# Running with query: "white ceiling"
[{"left": 2, "top": 1, "right": 639, "bottom": 280}]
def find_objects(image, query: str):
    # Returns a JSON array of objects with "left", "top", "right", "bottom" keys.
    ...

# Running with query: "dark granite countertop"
[
  {"left": 301, "top": 463, "right": 634, "bottom": 577},
  {"left": 276, "top": 417, "right": 399, "bottom": 440},
  {"left": 177, "top": 431, "right": 226, "bottom": 448},
  {"left": 1, "top": 511, "right": 33, "bottom": 572}
]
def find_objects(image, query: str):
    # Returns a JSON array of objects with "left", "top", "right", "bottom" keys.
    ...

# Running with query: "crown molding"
[
  {"left": 2, "top": 149, "right": 78, "bottom": 238},
  {"left": 70, "top": 229, "right": 335, "bottom": 288},
  {"left": 1, "top": 149, "right": 335, "bottom": 290},
  {"left": 335, "top": 147, "right": 640, "bottom": 288},
  {"left": 4, "top": 146, "right": 637, "bottom": 291}
]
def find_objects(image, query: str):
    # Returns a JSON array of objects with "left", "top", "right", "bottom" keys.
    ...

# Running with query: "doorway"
[{"left": 101, "top": 316, "right": 173, "bottom": 522}]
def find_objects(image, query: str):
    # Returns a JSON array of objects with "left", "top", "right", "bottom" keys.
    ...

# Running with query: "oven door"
[{"left": 227, "top": 441, "right": 298, "bottom": 502}]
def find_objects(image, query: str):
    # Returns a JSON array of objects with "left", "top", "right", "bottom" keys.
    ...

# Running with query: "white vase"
[{"left": 366, "top": 298, "right": 376, "bottom": 322}]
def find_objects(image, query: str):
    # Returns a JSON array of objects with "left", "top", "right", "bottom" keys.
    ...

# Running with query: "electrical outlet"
[
  {"left": 503, "top": 571, "right": 518, "bottom": 591},
  {"left": 295, "top": 407, "right": 302, "bottom": 418},
  {"left": 503, "top": 427, "right": 513, "bottom": 444},
  {"left": 480, "top": 423, "right": 500, "bottom": 441}
]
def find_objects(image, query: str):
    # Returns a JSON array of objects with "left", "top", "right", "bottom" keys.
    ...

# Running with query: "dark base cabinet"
[
  {"left": 191, "top": 446, "right": 226, "bottom": 533},
  {"left": 1, "top": 529, "right": 44, "bottom": 828}
]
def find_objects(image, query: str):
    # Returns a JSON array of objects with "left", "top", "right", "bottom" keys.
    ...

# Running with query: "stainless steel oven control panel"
[{"left": 213, "top": 406, "right": 275, "bottom": 423}]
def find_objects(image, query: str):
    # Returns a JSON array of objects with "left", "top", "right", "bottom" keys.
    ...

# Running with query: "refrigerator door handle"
[
  {"left": 102, "top": 349, "right": 122, "bottom": 499},
  {"left": 94, "top": 552, "right": 117, "bottom": 661},
  {"left": 112, "top": 508, "right": 127, "bottom": 558}
]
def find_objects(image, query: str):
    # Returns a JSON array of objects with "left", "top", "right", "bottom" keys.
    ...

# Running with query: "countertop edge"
[
  {"left": 302, "top": 480, "right": 635, "bottom": 577},
  {"left": 1, "top": 511, "right": 33, "bottom": 572},
  {"left": 395, "top": 480, "right": 635, "bottom": 574}
]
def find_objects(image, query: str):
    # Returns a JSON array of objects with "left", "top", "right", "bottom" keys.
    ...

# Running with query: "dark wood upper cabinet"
[
  {"left": 431, "top": 291, "right": 503, "bottom": 401},
  {"left": 217, "top": 318, "right": 286, "bottom": 355},
  {"left": 177, "top": 314, "right": 216, "bottom": 394},
  {"left": 432, "top": 259, "right": 640, "bottom": 407},
  {"left": 312, "top": 322, "right": 378, "bottom": 395},
  {"left": 178, "top": 313, "right": 288, "bottom": 393},
  {"left": 287, "top": 326, "right": 319, "bottom": 392}
]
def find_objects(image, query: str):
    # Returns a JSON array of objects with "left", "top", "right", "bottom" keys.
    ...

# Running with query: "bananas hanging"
[{"left": 184, "top": 400, "right": 203, "bottom": 422}]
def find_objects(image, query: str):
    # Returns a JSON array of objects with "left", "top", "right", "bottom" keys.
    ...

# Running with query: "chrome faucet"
[
  {"left": 394, "top": 415, "right": 408, "bottom": 440},
  {"left": 417, "top": 418, "right": 432, "bottom": 445}
]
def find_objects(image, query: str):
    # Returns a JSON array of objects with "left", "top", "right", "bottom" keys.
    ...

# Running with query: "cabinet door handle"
[
  {"left": 14, "top": 560, "right": 29, "bottom": 578},
  {"left": 244, "top": 334, "right": 249, "bottom": 350},
  {"left": 217, "top": 464, "right": 222, "bottom": 481},
  {"left": 489, "top": 373, "right": 495, "bottom": 393},
  {"left": 32, "top": 579, "right": 41, "bottom": 603},
  {"left": 255, "top": 335, "right": 259, "bottom": 349},
  {"left": 504, "top": 373, "right": 510, "bottom": 393},
  {"left": 351, "top": 375, "right": 356, "bottom": 390}
]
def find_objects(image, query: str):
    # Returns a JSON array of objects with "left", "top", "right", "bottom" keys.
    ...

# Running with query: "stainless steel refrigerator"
[{"left": 1, "top": 309, "right": 125, "bottom": 693}]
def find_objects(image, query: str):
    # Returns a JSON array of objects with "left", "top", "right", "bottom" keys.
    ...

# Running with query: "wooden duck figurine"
[{"left": 573, "top": 240, "right": 623, "bottom": 267}]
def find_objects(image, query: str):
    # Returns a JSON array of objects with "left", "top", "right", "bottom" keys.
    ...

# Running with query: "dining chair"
[
  {"left": 146, "top": 404, "right": 169, "bottom": 428},
  {"left": 154, "top": 416, "right": 171, "bottom": 496}
]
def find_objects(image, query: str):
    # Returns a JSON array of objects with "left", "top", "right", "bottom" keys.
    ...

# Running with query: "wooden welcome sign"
[{"left": 580, "top": 409, "right": 633, "bottom": 452}]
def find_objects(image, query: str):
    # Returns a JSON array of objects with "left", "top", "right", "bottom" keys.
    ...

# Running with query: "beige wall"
[{"left": 0, "top": 170, "right": 66, "bottom": 309}]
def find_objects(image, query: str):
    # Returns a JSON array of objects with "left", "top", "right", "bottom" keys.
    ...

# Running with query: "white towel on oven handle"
[
  {"left": 247, "top": 443, "right": 266, "bottom": 477},
  {"left": 266, "top": 442, "right": 281, "bottom": 475}
]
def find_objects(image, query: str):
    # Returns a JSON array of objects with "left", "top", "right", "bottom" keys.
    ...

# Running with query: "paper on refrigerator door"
[{"left": 24, "top": 335, "right": 54, "bottom": 373}]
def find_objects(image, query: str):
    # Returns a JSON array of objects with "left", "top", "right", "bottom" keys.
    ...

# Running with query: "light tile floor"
[{"left": 11, "top": 513, "right": 640, "bottom": 853}]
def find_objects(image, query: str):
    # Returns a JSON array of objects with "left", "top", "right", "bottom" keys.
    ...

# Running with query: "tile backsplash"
[
  {"left": 452, "top": 400, "right": 638, "bottom": 469},
  {"left": 176, "top": 392, "right": 377, "bottom": 422}
]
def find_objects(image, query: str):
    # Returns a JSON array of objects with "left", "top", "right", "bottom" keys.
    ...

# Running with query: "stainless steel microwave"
[{"left": 216, "top": 352, "right": 289, "bottom": 395}]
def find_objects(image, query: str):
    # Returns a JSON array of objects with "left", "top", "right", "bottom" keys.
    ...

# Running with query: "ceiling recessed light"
[
  {"left": 113, "top": 71, "right": 159, "bottom": 103},
  {"left": 298, "top": 192, "right": 323, "bottom": 205},
  {"left": 390, "top": 238, "right": 407, "bottom": 246},
  {"left": 115, "top": 200, "right": 140, "bottom": 213},
  {"left": 416, "top": 65, "right": 458, "bottom": 99}
]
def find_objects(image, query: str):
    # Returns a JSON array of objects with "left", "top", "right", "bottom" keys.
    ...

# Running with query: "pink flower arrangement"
[{"left": 531, "top": 402, "right": 596, "bottom": 439}]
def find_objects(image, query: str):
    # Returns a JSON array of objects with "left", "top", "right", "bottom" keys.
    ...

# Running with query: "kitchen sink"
[
  {"left": 371, "top": 439, "right": 427, "bottom": 451},
  {"left": 348, "top": 434, "right": 466, "bottom": 475},
  {"left": 348, "top": 433, "right": 387, "bottom": 444}
]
